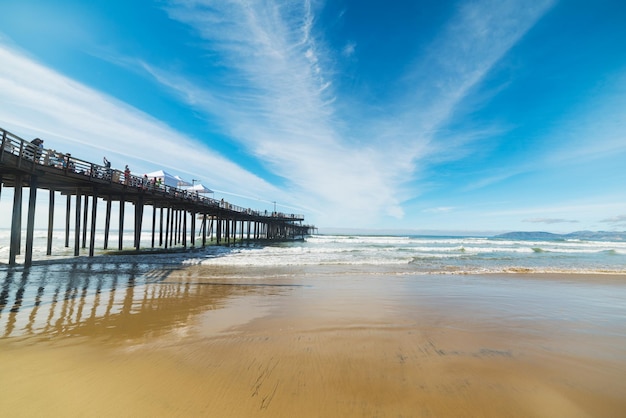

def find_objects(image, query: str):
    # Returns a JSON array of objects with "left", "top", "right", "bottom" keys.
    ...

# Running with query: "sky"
[{"left": 0, "top": 0, "right": 625, "bottom": 234}]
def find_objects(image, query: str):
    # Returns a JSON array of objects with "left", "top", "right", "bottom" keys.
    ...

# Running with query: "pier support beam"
[
  {"left": 169, "top": 208, "right": 175, "bottom": 247},
  {"left": 216, "top": 217, "right": 221, "bottom": 245},
  {"left": 9, "top": 174, "right": 24, "bottom": 265},
  {"left": 135, "top": 196, "right": 144, "bottom": 250},
  {"left": 82, "top": 194, "right": 89, "bottom": 248},
  {"left": 164, "top": 207, "right": 171, "bottom": 249},
  {"left": 182, "top": 210, "right": 187, "bottom": 248},
  {"left": 202, "top": 214, "right": 207, "bottom": 247},
  {"left": 118, "top": 197, "right": 125, "bottom": 251},
  {"left": 46, "top": 190, "right": 55, "bottom": 256},
  {"left": 159, "top": 207, "right": 164, "bottom": 247},
  {"left": 74, "top": 193, "right": 81, "bottom": 256},
  {"left": 104, "top": 198, "right": 111, "bottom": 249},
  {"left": 65, "top": 195, "right": 71, "bottom": 248},
  {"left": 88, "top": 192, "right": 98, "bottom": 256},
  {"left": 151, "top": 205, "right": 156, "bottom": 248},
  {"left": 24, "top": 176, "right": 38, "bottom": 267}
]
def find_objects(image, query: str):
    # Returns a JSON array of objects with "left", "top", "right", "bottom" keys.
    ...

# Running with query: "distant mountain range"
[{"left": 494, "top": 231, "right": 626, "bottom": 241}]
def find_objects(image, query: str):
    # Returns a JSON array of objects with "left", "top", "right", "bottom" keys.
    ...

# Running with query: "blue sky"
[{"left": 1, "top": 0, "right": 625, "bottom": 233}]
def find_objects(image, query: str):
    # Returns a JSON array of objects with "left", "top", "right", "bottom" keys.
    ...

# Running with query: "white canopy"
[
  {"left": 182, "top": 183, "right": 214, "bottom": 194},
  {"left": 174, "top": 175, "right": 192, "bottom": 187},
  {"left": 145, "top": 170, "right": 178, "bottom": 188}
]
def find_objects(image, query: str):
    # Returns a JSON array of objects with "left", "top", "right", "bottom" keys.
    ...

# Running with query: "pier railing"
[{"left": 1, "top": 127, "right": 304, "bottom": 220}]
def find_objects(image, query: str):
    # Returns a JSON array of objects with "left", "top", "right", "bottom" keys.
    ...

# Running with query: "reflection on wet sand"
[{"left": 0, "top": 262, "right": 291, "bottom": 341}]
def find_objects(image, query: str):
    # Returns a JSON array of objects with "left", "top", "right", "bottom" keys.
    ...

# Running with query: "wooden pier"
[{"left": 0, "top": 127, "right": 314, "bottom": 266}]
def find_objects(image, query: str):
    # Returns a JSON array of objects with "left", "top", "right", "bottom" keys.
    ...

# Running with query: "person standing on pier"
[
  {"left": 30, "top": 137, "right": 43, "bottom": 162},
  {"left": 103, "top": 157, "right": 112, "bottom": 180},
  {"left": 124, "top": 165, "right": 131, "bottom": 185}
]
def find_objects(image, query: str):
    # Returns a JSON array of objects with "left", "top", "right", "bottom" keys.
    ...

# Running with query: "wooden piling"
[
  {"left": 104, "top": 198, "right": 111, "bottom": 249},
  {"left": 118, "top": 197, "right": 125, "bottom": 251},
  {"left": 89, "top": 192, "right": 97, "bottom": 257},
  {"left": 164, "top": 207, "right": 171, "bottom": 249},
  {"left": 9, "top": 175, "right": 22, "bottom": 266},
  {"left": 151, "top": 205, "right": 156, "bottom": 248},
  {"left": 74, "top": 193, "right": 81, "bottom": 257},
  {"left": 47, "top": 190, "right": 54, "bottom": 256},
  {"left": 65, "top": 195, "right": 71, "bottom": 248},
  {"left": 81, "top": 193, "right": 89, "bottom": 248},
  {"left": 24, "top": 176, "right": 38, "bottom": 266}
]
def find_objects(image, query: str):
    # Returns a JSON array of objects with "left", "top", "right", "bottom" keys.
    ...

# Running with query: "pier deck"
[{"left": 1, "top": 127, "right": 313, "bottom": 266}]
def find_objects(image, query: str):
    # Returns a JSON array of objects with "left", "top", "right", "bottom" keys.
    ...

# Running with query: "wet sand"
[{"left": 1, "top": 266, "right": 625, "bottom": 417}]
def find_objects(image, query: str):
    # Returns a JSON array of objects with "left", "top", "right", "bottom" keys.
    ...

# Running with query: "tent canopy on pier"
[
  {"left": 145, "top": 170, "right": 178, "bottom": 188},
  {"left": 181, "top": 183, "right": 214, "bottom": 194}
]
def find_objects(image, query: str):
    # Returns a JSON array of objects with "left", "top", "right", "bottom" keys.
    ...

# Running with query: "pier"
[{"left": 0, "top": 127, "right": 314, "bottom": 266}]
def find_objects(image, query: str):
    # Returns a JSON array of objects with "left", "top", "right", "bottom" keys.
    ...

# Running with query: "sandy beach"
[{"left": 1, "top": 264, "right": 625, "bottom": 417}]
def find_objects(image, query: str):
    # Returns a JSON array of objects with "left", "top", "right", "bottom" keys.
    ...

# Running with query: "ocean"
[
  {"left": 2, "top": 230, "right": 625, "bottom": 274},
  {"left": 182, "top": 233, "right": 626, "bottom": 275}
]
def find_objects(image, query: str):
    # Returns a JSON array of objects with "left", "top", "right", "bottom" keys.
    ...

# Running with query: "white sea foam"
[
  {"left": 187, "top": 234, "right": 626, "bottom": 274},
  {"left": 2, "top": 231, "right": 625, "bottom": 274}
]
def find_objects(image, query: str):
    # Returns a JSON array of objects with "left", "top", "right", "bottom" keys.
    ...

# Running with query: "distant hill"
[{"left": 495, "top": 231, "right": 626, "bottom": 241}]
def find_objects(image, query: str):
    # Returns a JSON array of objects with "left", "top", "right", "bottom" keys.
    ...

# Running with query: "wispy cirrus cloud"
[
  {"left": 160, "top": 0, "right": 408, "bottom": 224},
  {"left": 387, "top": 0, "right": 556, "bottom": 152},
  {"left": 0, "top": 43, "right": 279, "bottom": 202},
  {"left": 0, "top": 0, "right": 559, "bottom": 228},
  {"left": 154, "top": 0, "right": 556, "bottom": 226}
]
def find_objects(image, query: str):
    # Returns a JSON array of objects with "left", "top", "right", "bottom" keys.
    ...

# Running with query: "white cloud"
[
  {"left": 422, "top": 207, "right": 455, "bottom": 214},
  {"left": 160, "top": 0, "right": 409, "bottom": 225},
  {"left": 0, "top": 43, "right": 281, "bottom": 207},
  {"left": 342, "top": 41, "right": 356, "bottom": 57},
  {"left": 523, "top": 218, "right": 579, "bottom": 224},
  {"left": 155, "top": 0, "right": 556, "bottom": 227},
  {"left": 0, "top": 0, "right": 559, "bottom": 229},
  {"left": 601, "top": 215, "right": 626, "bottom": 226}
]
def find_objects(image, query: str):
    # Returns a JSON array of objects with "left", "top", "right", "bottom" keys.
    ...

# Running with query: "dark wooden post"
[
  {"left": 135, "top": 196, "right": 144, "bottom": 250},
  {"left": 151, "top": 205, "right": 156, "bottom": 248},
  {"left": 159, "top": 207, "right": 164, "bottom": 246},
  {"left": 164, "top": 207, "right": 171, "bottom": 249},
  {"left": 24, "top": 176, "right": 38, "bottom": 266},
  {"left": 182, "top": 210, "right": 187, "bottom": 248},
  {"left": 89, "top": 192, "right": 98, "bottom": 257},
  {"left": 85, "top": 192, "right": 98, "bottom": 257},
  {"left": 173, "top": 210, "right": 178, "bottom": 244},
  {"left": 118, "top": 197, "right": 125, "bottom": 250},
  {"left": 104, "top": 198, "right": 111, "bottom": 249},
  {"left": 65, "top": 195, "right": 71, "bottom": 247},
  {"left": 202, "top": 214, "right": 207, "bottom": 247},
  {"left": 74, "top": 193, "right": 81, "bottom": 256},
  {"left": 169, "top": 208, "right": 175, "bottom": 247},
  {"left": 190, "top": 211, "right": 195, "bottom": 247},
  {"left": 82, "top": 194, "right": 89, "bottom": 248},
  {"left": 47, "top": 190, "right": 55, "bottom": 256},
  {"left": 177, "top": 210, "right": 182, "bottom": 244},
  {"left": 216, "top": 216, "right": 221, "bottom": 245}
]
